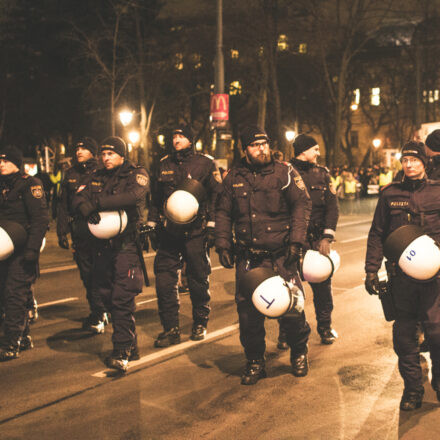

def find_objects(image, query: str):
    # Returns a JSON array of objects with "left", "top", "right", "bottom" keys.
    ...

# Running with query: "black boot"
[
  {"left": 190, "top": 324, "right": 207, "bottom": 341},
  {"left": 129, "top": 344, "right": 140, "bottom": 361},
  {"left": 318, "top": 326, "right": 338, "bottom": 345},
  {"left": 277, "top": 329, "right": 289, "bottom": 351},
  {"left": 20, "top": 335, "right": 34, "bottom": 351},
  {"left": 241, "top": 359, "right": 267, "bottom": 385},
  {"left": 154, "top": 327, "right": 181, "bottom": 348},
  {"left": 291, "top": 349, "right": 309, "bottom": 377},
  {"left": 0, "top": 342, "right": 20, "bottom": 362},
  {"left": 105, "top": 348, "right": 130, "bottom": 373},
  {"left": 400, "top": 389, "right": 424, "bottom": 411}
]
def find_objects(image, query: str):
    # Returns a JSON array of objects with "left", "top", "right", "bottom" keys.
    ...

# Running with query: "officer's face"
[
  {"left": 0, "top": 159, "right": 19, "bottom": 175},
  {"left": 301, "top": 145, "right": 320, "bottom": 164},
  {"left": 245, "top": 140, "right": 271, "bottom": 166},
  {"left": 76, "top": 147, "right": 93, "bottom": 163},
  {"left": 173, "top": 134, "right": 191, "bottom": 151},
  {"left": 101, "top": 150, "right": 124, "bottom": 170},
  {"left": 401, "top": 156, "right": 425, "bottom": 180}
]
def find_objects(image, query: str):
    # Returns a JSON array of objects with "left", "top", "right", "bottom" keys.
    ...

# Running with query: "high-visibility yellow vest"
[
  {"left": 379, "top": 171, "right": 393, "bottom": 187},
  {"left": 331, "top": 175, "right": 341, "bottom": 188},
  {"left": 344, "top": 180, "right": 357, "bottom": 195}
]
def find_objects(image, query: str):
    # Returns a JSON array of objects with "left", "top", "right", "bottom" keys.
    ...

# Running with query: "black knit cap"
[
  {"left": 425, "top": 129, "right": 440, "bottom": 152},
  {"left": 100, "top": 136, "right": 126, "bottom": 158},
  {"left": 240, "top": 126, "right": 269, "bottom": 150},
  {"left": 172, "top": 125, "right": 193, "bottom": 144},
  {"left": 293, "top": 134, "right": 318, "bottom": 156},
  {"left": 0, "top": 145, "right": 23, "bottom": 169},
  {"left": 400, "top": 141, "right": 427, "bottom": 166},
  {"left": 75, "top": 137, "right": 98, "bottom": 156}
]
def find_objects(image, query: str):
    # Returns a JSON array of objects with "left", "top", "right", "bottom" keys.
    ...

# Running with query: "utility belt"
[{"left": 235, "top": 244, "right": 286, "bottom": 269}]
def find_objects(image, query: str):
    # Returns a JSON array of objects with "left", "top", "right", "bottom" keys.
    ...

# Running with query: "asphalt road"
[{"left": 1, "top": 203, "right": 440, "bottom": 439}]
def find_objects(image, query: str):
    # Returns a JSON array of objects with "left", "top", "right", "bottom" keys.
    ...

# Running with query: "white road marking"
[
  {"left": 92, "top": 323, "right": 240, "bottom": 378},
  {"left": 38, "top": 297, "right": 79, "bottom": 308},
  {"left": 338, "top": 219, "right": 372, "bottom": 227},
  {"left": 339, "top": 235, "right": 368, "bottom": 244},
  {"left": 40, "top": 264, "right": 77, "bottom": 274}
]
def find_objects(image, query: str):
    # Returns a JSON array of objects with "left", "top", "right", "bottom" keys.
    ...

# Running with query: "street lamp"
[
  {"left": 119, "top": 109, "right": 134, "bottom": 127},
  {"left": 285, "top": 130, "right": 296, "bottom": 142},
  {"left": 372, "top": 138, "right": 382, "bottom": 149},
  {"left": 128, "top": 130, "right": 140, "bottom": 145}
]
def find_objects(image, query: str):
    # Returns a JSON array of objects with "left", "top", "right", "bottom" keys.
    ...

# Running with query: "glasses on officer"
[{"left": 249, "top": 140, "right": 268, "bottom": 148}]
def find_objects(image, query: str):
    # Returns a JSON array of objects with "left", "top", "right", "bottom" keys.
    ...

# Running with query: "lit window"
[
  {"left": 351, "top": 88, "right": 360, "bottom": 110},
  {"left": 371, "top": 87, "right": 380, "bottom": 106},
  {"left": 277, "top": 34, "right": 288, "bottom": 51},
  {"left": 298, "top": 43, "right": 307, "bottom": 54},
  {"left": 259, "top": 46, "right": 264, "bottom": 56},
  {"left": 175, "top": 53, "right": 183, "bottom": 70},
  {"left": 229, "top": 80, "right": 242, "bottom": 96},
  {"left": 423, "top": 90, "right": 427, "bottom": 103},
  {"left": 192, "top": 54, "right": 201, "bottom": 70},
  {"left": 429, "top": 90, "right": 435, "bottom": 103},
  {"left": 435, "top": 90, "right": 439, "bottom": 101},
  {"left": 231, "top": 49, "right": 239, "bottom": 59}
]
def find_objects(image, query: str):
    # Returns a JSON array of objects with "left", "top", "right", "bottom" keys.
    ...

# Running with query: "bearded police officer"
[
  {"left": 281, "top": 134, "right": 339, "bottom": 346},
  {"left": 73, "top": 136, "right": 149, "bottom": 372},
  {"left": 215, "top": 126, "right": 312, "bottom": 385},
  {"left": 365, "top": 141, "right": 440, "bottom": 410},
  {"left": 147, "top": 125, "right": 221, "bottom": 346},
  {"left": 0, "top": 146, "right": 49, "bottom": 361},
  {"left": 57, "top": 137, "right": 108, "bottom": 333}
]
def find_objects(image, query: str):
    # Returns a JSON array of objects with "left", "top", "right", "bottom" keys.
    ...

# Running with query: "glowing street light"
[
  {"left": 119, "top": 109, "right": 134, "bottom": 127},
  {"left": 157, "top": 134, "right": 165, "bottom": 146},
  {"left": 285, "top": 130, "right": 296, "bottom": 142},
  {"left": 372, "top": 138, "right": 382, "bottom": 149},
  {"left": 350, "top": 103, "right": 358, "bottom": 111},
  {"left": 128, "top": 130, "right": 140, "bottom": 145}
]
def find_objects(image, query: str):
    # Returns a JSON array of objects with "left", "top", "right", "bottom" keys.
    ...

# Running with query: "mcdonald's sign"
[{"left": 210, "top": 94, "right": 229, "bottom": 121}]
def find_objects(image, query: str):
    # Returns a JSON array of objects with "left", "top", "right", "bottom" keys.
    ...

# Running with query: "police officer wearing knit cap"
[
  {"left": 72, "top": 136, "right": 150, "bottom": 372},
  {"left": 0, "top": 146, "right": 49, "bottom": 361},
  {"left": 215, "top": 126, "right": 312, "bottom": 384},
  {"left": 147, "top": 124, "right": 221, "bottom": 346},
  {"left": 425, "top": 129, "right": 440, "bottom": 180},
  {"left": 278, "top": 134, "right": 339, "bottom": 346},
  {"left": 57, "top": 137, "right": 108, "bottom": 334},
  {"left": 365, "top": 140, "right": 440, "bottom": 410}
]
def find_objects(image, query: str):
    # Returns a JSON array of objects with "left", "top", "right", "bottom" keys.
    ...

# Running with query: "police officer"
[
  {"left": 73, "top": 136, "right": 149, "bottom": 372},
  {"left": 0, "top": 146, "right": 49, "bottom": 361},
  {"left": 425, "top": 129, "right": 440, "bottom": 180},
  {"left": 215, "top": 126, "right": 312, "bottom": 385},
  {"left": 365, "top": 141, "right": 440, "bottom": 410},
  {"left": 57, "top": 137, "right": 107, "bottom": 333},
  {"left": 283, "top": 134, "right": 339, "bottom": 346},
  {"left": 147, "top": 125, "right": 221, "bottom": 346}
]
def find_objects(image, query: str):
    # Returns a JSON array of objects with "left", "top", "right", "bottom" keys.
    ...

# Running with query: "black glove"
[
  {"left": 58, "top": 234, "right": 69, "bottom": 250},
  {"left": 148, "top": 228, "right": 159, "bottom": 251},
  {"left": 206, "top": 226, "right": 215, "bottom": 249},
  {"left": 218, "top": 248, "right": 234, "bottom": 269},
  {"left": 78, "top": 200, "right": 97, "bottom": 219},
  {"left": 23, "top": 249, "right": 39, "bottom": 263},
  {"left": 284, "top": 243, "right": 302, "bottom": 271},
  {"left": 87, "top": 211, "right": 101, "bottom": 225},
  {"left": 318, "top": 237, "right": 332, "bottom": 256},
  {"left": 365, "top": 272, "right": 380, "bottom": 295}
]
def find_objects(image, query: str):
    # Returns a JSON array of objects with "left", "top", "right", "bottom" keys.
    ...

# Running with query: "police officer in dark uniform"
[
  {"left": 57, "top": 137, "right": 107, "bottom": 333},
  {"left": 73, "top": 137, "right": 149, "bottom": 372},
  {"left": 365, "top": 141, "right": 440, "bottom": 410},
  {"left": 425, "top": 129, "right": 440, "bottom": 180},
  {"left": 0, "top": 146, "right": 49, "bottom": 361},
  {"left": 283, "top": 134, "right": 339, "bottom": 345},
  {"left": 215, "top": 126, "right": 312, "bottom": 385},
  {"left": 147, "top": 125, "right": 221, "bottom": 346}
]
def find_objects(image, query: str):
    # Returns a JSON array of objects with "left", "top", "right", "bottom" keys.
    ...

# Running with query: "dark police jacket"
[
  {"left": 427, "top": 156, "right": 440, "bottom": 180},
  {"left": 147, "top": 147, "right": 221, "bottom": 235},
  {"left": 57, "top": 158, "right": 98, "bottom": 237},
  {"left": 365, "top": 176, "right": 440, "bottom": 273},
  {"left": 291, "top": 159, "right": 339, "bottom": 240},
  {"left": 0, "top": 172, "right": 49, "bottom": 252},
  {"left": 215, "top": 158, "right": 311, "bottom": 252},
  {"left": 73, "top": 160, "right": 149, "bottom": 239}
]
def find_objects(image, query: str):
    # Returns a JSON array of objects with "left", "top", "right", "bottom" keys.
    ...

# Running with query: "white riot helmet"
[
  {"left": 40, "top": 237, "right": 46, "bottom": 253},
  {"left": 0, "top": 220, "right": 27, "bottom": 260},
  {"left": 88, "top": 210, "right": 128, "bottom": 239},
  {"left": 384, "top": 224, "right": 440, "bottom": 281},
  {"left": 240, "top": 267, "right": 305, "bottom": 318},
  {"left": 164, "top": 178, "right": 206, "bottom": 224},
  {"left": 301, "top": 249, "right": 340, "bottom": 283}
]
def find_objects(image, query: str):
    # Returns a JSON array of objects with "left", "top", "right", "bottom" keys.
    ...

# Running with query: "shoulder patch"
[
  {"left": 294, "top": 176, "right": 306, "bottom": 191},
  {"left": 160, "top": 155, "right": 169, "bottom": 162},
  {"left": 30, "top": 185, "right": 43, "bottom": 199},
  {"left": 76, "top": 185, "right": 86, "bottom": 193},
  {"left": 136, "top": 174, "right": 149, "bottom": 187}
]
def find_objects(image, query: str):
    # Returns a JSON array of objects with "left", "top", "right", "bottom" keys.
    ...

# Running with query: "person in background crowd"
[
  {"left": 425, "top": 129, "right": 440, "bottom": 180},
  {"left": 0, "top": 146, "right": 49, "bottom": 361}
]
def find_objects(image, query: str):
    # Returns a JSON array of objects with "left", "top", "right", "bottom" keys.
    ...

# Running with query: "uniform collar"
[
  {"left": 240, "top": 157, "right": 274, "bottom": 175},
  {"left": 291, "top": 158, "right": 315, "bottom": 170},
  {"left": 402, "top": 176, "right": 426, "bottom": 190},
  {"left": 171, "top": 146, "right": 194, "bottom": 163}
]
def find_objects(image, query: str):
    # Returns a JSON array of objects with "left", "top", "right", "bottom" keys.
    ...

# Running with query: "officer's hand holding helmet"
[
  {"left": 365, "top": 272, "right": 380, "bottom": 295},
  {"left": 284, "top": 243, "right": 302, "bottom": 272}
]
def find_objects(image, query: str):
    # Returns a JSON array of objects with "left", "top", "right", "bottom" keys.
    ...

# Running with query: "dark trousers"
[
  {"left": 391, "top": 275, "right": 440, "bottom": 392},
  {"left": 310, "top": 278, "right": 333, "bottom": 327},
  {"left": 93, "top": 242, "right": 143, "bottom": 350},
  {"left": 236, "top": 254, "right": 310, "bottom": 360},
  {"left": 154, "top": 231, "right": 211, "bottom": 330},
  {"left": 72, "top": 233, "right": 106, "bottom": 318},
  {"left": 0, "top": 252, "right": 37, "bottom": 343}
]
